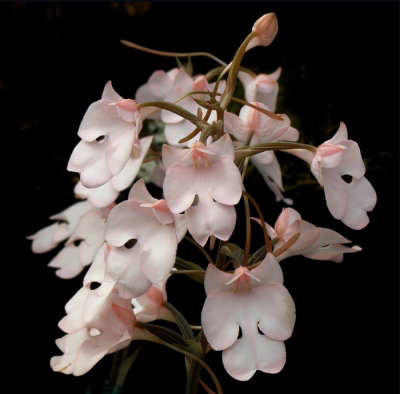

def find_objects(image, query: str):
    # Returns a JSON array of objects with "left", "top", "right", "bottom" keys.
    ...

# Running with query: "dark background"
[{"left": 3, "top": 1, "right": 399, "bottom": 393}]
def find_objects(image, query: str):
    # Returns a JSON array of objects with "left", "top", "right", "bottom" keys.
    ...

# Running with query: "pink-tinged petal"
[
  {"left": 206, "top": 134, "right": 235, "bottom": 161},
  {"left": 112, "top": 99, "right": 139, "bottom": 123},
  {"left": 269, "top": 67, "right": 282, "bottom": 81},
  {"left": 102, "top": 81, "right": 123, "bottom": 102},
  {"left": 106, "top": 246, "right": 152, "bottom": 298},
  {"left": 74, "top": 181, "right": 119, "bottom": 208},
  {"left": 173, "top": 213, "right": 187, "bottom": 242},
  {"left": 72, "top": 334, "right": 115, "bottom": 376},
  {"left": 304, "top": 244, "right": 361, "bottom": 263},
  {"left": 104, "top": 128, "right": 136, "bottom": 177},
  {"left": 50, "top": 329, "right": 89, "bottom": 374},
  {"left": 62, "top": 287, "right": 89, "bottom": 321},
  {"left": 185, "top": 194, "right": 237, "bottom": 246},
  {"left": 204, "top": 263, "right": 234, "bottom": 295},
  {"left": 223, "top": 112, "right": 249, "bottom": 141},
  {"left": 164, "top": 119, "right": 199, "bottom": 147},
  {"left": 162, "top": 164, "right": 198, "bottom": 213},
  {"left": 274, "top": 207, "right": 301, "bottom": 237},
  {"left": 151, "top": 159, "right": 165, "bottom": 188},
  {"left": 250, "top": 254, "right": 283, "bottom": 285},
  {"left": 83, "top": 244, "right": 108, "bottom": 286},
  {"left": 204, "top": 157, "right": 243, "bottom": 206},
  {"left": 76, "top": 100, "right": 121, "bottom": 142},
  {"left": 111, "top": 136, "right": 153, "bottom": 192},
  {"left": 132, "top": 280, "right": 171, "bottom": 323},
  {"left": 339, "top": 176, "right": 377, "bottom": 230},
  {"left": 27, "top": 222, "right": 61, "bottom": 253},
  {"left": 128, "top": 177, "right": 158, "bottom": 205},
  {"left": 323, "top": 171, "right": 376, "bottom": 229},
  {"left": 140, "top": 226, "right": 177, "bottom": 283},
  {"left": 237, "top": 71, "right": 253, "bottom": 89},
  {"left": 310, "top": 227, "right": 350, "bottom": 247},
  {"left": 50, "top": 201, "right": 92, "bottom": 229},
  {"left": 162, "top": 144, "right": 192, "bottom": 171},
  {"left": 222, "top": 335, "right": 286, "bottom": 380},
  {"left": 68, "top": 141, "right": 112, "bottom": 188},
  {"left": 201, "top": 291, "right": 241, "bottom": 350},
  {"left": 253, "top": 283, "right": 296, "bottom": 340},
  {"left": 146, "top": 70, "right": 174, "bottom": 98},
  {"left": 338, "top": 140, "right": 366, "bottom": 178},
  {"left": 280, "top": 126, "right": 299, "bottom": 142},
  {"left": 152, "top": 200, "right": 175, "bottom": 225},
  {"left": 105, "top": 201, "right": 150, "bottom": 247},
  {"left": 47, "top": 245, "right": 83, "bottom": 279},
  {"left": 328, "top": 121, "right": 348, "bottom": 144}
]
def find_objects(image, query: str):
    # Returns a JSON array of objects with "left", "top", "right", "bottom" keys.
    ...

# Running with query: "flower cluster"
[{"left": 28, "top": 12, "right": 376, "bottom": 392}]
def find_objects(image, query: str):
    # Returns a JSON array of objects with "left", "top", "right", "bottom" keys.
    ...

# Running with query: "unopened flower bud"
[{"left": 246, "top": 13, "right": 278, "bottom": 52}]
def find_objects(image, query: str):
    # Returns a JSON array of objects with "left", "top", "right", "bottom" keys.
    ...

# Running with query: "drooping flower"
[
  {"left": 201, "top": 254, "right": 296, "bottom": 381},
  {"left": 289, "top": 122, "right": 377, "bottom": 229},
  {"left": 47, "top": 206, "right": 111, "bottom": 278},
  {"left": 162, "top": 134, "right": 242, "bottom": 246},
  {"left": 238, "top": 68, "right": 281, "bottom": 112},
  {"left": 67, "top": 81, "right": 143, "bottom": 188},
  {"left": 224, "top": 101, "right": 298, "bottom": 203},
  {"left": 27, "top": 200, "right": 92, "bottom": 254},
  {"left": 104, "top": 179, "right": 186, "bottom": 299},
  {"left": 50, "top": 245, "right": 152, "bottom": 376},
  {"left": 254, "top": 207, "right": 361, "bottom": 262},
  {"left": 74, "top": 136, "right": 153, "bottom": 208}
]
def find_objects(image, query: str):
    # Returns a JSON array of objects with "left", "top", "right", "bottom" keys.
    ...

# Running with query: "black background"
[{"left": 3, "top": 1, "right": 399, "bottom": 393}]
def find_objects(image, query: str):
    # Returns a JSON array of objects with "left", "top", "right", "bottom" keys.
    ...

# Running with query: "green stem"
[
  {"left": 120, "top": 40, "right": 227, "bottom": 66},
  {"left": 234, "top": 141, "right": 317, "bottom": 161},
  {"left": 156, "top": 339, "right": 223, "bottom": 394},
  {"left": 138, "top": 101, "right": 209, "bottom": 129},
  {"left": 184, "top": 235, "right": 214, "bottom": 266},
  {"left": 220, "top": 31, "right": 257, "bottom": 110}
]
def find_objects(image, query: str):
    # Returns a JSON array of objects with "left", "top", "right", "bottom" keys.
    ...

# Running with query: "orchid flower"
[
  {"left": 289, "top": 122, "right": 377, "bottom": 229},
  {"left": 255, "top": 207, "right": 361, "bottom": 262},
  {"left": 224, "top": 101, "right": 298, "bottom": 203},
  {"left": 238, "top": 68, "right": 281, "bottom": 112},
  {"left": 27, "top": 200, "right": 92, "bottom": 254},
  {"left": 74, "top": 136, "right": 153, "bottom": 208},
  {"left": 162, "top": 134, "right": 242, "bottom": 246},
  {"left": 104, "top": 179, "right": 186, "bottom": 299},
  {"left": 47, "top": 206, "right": 111, "bottom": 278},
  {"left": 67, "top": 81, "right": 143, "bottom": 188},
  {"left": 201, "top": 254, "right": 296, "bottom": 380},
  {"left": 51, "top": 245, "right": 152, "bottom": 376}
]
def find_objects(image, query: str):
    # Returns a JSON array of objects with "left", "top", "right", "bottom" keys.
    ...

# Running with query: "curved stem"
[
  {"left": 242, "top": 190, "right": 272, "bottom": 253},
  {"left": 184, "top": 235, "right": 214, "bottom": 266},
  {"left": 273, "top": 233, "right": 300, "bottom": 258},
  {"left": 157, "top": 339, "right": 223, "bottom": 394},
  {"left": 120, "top": 40, "right": 227, "bottom": 67},
  {"left": 235, "top": 141, "right": 317, "bottom": 161},
  {"left": 138, "top": 101, "right": 209, "bottom": 129},
  {"left": 241, "top": 157, "right": 251, "bottom": 267}
]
